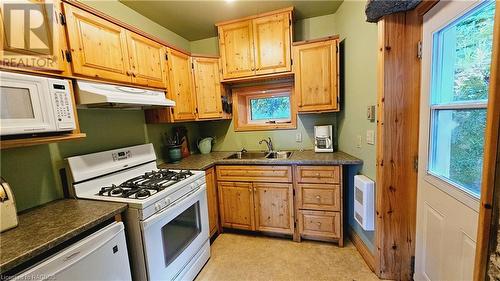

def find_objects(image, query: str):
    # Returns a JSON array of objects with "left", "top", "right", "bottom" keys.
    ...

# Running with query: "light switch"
[
  {"left": 296, "top": 133, "right": 302, "bottom": 142},
  {"left": 366, "top": 130, "right": 375, "bottom": 145}
]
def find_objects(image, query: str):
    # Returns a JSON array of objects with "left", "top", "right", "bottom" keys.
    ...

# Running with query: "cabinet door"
[
  {"left": 253, "top": 12, "right": 291, "bottom": 76},
  {"left": 63, "top": 3, "right": 131, "bottom": 83},
  {"left": 126, "top": 31, "right": 167, "bottom": 88},
  {"left": 254, "top": 183, "right": 294, "bottom": 234},
  {"left": 166, "top": 48, "right": 196, "bottom": 121},
  {"left": 205, "top": 167, "right": 219, "bottom": 236},
  {"left": 0, "top": 0, "right": 68, "bottom": 73},
  {"left": 294, "top": 39, "right": 339, "bottom": 112},
  {"left": 192, "top": 57, "right": 223, "bottom": 119},
  {"left": 218, "top": 181, "right": 254, "bottom": 230},
  {"left": 218, "top": 20, "right": 255, "bottom": 79}
]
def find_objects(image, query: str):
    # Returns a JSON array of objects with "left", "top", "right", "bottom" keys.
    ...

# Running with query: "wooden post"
[{"left": 473, "top": 5, "right": 500, "bottom": 281}]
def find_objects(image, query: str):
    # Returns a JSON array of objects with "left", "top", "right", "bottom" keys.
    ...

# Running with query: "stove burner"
[{"left": 97, "top": 169, "right": 193, "bottom": 200}]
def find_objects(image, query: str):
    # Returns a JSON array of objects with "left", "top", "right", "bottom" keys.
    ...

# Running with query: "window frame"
[
  {"left": 426, "top": 0, "right": 494, "bottom": 199},
  {"left": 232, "top": 82, "right": 297, "bottom": 131}
]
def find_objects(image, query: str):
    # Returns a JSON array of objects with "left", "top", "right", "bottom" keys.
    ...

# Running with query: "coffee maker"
[{"left": 314, "top": 125, "right": 333, "bottom": 152}]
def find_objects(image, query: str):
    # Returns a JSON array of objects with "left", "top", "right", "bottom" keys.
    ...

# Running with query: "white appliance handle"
[
  {"left": 326, "top": 138, "right": 332, "bottom": 148},
  {"left": 142, "top": 184, "right": 206, "bottom": 229}
]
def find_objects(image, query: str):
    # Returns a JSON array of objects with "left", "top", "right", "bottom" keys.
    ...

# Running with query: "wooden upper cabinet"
[
  {"left": 252, "top": 12, "right": 291, "bottom": 75},
  {"left": 0, "top": 0, "right": 69, "bottom": 73},
  {"left": 217, "top": 7, "right": 293, "bottom": 81},
  {"left": 166, "top": 48, "right": 196, "bottom": 121},
  {"left": 63, "top": 3, "right": 131, "bottom": 83},
  {"left": 125, "top": 31, "right": 167, "bottom": 88},
  {"left": 192, "top": 57, "right": 223, "bottom": 119},
  {"left": 218, "top": 20, "right": 255, "bottom": 80},
  {"left": 293, "top": 38, "right": 339, "bottom": 113}
]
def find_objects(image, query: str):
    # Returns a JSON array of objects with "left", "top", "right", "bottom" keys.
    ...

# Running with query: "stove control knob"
[
  {"left": 155, "top": 203, "right": 161, "bottom": 211},
  {"left": 165, "top": 198, "right": 171, "bottom": 205},
  {"left": 190, "top": 183, "right": 196, "bottom": 190}
]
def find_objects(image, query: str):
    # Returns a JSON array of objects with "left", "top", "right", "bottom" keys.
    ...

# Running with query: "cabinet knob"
[{"left": 316, "top": 195, "right": 321, "bottom": 200}]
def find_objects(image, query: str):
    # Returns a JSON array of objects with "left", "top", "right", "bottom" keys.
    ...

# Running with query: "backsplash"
[{"left": 198, "top": 113, "right": 337, "bottom": 152}]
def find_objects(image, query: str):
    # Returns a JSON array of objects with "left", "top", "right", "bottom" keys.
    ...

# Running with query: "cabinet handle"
[
  {"left": 126, "top": 70, "right": 131, "bottom": 76},
  {"left": 131, "top": 71, "right": 136, "bottom": 77}
]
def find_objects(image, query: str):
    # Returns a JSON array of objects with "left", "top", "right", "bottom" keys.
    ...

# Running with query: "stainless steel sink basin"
[
  {"left": 224, "top": 152, "right": 268, "bottom": 159},
  {"left": 224, "top": 151, "right": 293, "bottom": 160},
  {"left": 265, "top": 151, "right": 293, "bottom": 159}
]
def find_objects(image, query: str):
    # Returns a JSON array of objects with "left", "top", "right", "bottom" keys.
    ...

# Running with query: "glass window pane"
[
  {"left": 431, "top": 1, "right": 495, "bottom": 104},
  {"left": 250, "top": 96, "right": 291, "bottom": 121},
  {"left": 0, "top": 86, "right": 35, "bottom": 119},
  {"left": 162, "top": 202, "right": 201, "bottom": 266},
  {"left": 429, "top": 109, "right": 487, "bottom": 196}
]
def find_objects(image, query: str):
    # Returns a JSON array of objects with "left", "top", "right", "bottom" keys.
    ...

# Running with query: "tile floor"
[{"left": 196, "top": 233, "right": 379, "bottom": 281}]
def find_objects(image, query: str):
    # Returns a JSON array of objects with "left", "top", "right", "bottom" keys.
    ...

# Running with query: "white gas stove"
[{"left": 66, "top": 143, "right": 210, "bottom": 281}]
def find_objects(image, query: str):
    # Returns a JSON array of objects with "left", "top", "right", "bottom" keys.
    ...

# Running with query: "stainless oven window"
[
  {"left": 162, "top": 201, "right": 201, "bottom": 266},
  {"left": 1, "top": 86, "right": 35, "bottom": 119}
]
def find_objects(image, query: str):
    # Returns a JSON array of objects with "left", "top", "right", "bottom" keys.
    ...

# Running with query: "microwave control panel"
[{"left": 48, "top": 79, "right": 76, "bottom": 131}]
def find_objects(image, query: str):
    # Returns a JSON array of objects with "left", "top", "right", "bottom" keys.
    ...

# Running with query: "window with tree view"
[
  {"left": 249, "top": 95, "right": 291, "bottom": 122},
  {"left": 429, "top": 1, "right": 495, "bottom": 197}
]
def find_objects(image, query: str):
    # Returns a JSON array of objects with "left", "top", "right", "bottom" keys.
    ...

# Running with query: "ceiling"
[{"left": 120, "top": 0, "right": 344, "bottom": 41}]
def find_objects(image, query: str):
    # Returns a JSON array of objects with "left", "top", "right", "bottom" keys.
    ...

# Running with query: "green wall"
[
  {"left": 199, "top": 114, "right": 336, "bottom": 152},
  {"left": 1, "top": 110, "right": 200, "bottom": 212},
  {"left": 81, "top": 0, "right": 191, "bottom": 51},
  {"left": 190, "top": 37, "right": 219, "bottom": 56}
]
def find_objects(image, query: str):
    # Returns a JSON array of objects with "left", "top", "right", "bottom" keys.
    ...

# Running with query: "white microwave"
[{"left": 0, "top": 71, "right": 76, "bottom": 136}]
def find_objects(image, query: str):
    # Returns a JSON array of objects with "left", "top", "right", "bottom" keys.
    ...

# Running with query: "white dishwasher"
[{"left": 14, "top": 221, "right": 132, "bottom": 281}]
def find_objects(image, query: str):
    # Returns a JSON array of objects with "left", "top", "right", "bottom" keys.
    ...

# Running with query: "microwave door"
[{"left": 0, "top": 80, "right": 56, "bottom": 135}]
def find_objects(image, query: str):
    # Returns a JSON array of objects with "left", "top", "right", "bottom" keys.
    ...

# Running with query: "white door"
[{"left": 415, "top": 1, "right": 496, "bottom": 280}]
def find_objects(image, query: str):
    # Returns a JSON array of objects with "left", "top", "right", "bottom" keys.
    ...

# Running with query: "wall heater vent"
[{"left": 354, "top": 175, "right": 375, "bottom": 231}]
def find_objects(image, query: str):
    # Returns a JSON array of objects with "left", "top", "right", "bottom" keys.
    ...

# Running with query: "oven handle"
[{"left": 142, "top": 184, "right": 206, "bottom": 229}]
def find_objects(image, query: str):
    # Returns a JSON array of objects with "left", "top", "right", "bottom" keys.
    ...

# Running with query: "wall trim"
[{"left": 348, "top": 227, "right": 375, "bottom": 272}]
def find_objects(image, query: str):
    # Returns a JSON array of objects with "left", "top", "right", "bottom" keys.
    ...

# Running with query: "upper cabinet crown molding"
[{"left": 217, "top": 7, "right": 293, "bottom": 81}]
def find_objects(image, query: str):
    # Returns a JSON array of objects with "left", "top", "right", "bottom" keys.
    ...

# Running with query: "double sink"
[{"left": 225, "top": 151, "right": 293, "bottom": 160}]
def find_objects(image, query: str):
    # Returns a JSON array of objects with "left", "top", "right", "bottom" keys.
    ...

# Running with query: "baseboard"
[{"left": 348, "top": 227, "right": 375, "bottom": 272}]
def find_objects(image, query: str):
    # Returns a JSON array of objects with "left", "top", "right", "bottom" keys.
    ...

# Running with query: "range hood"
[{"left": 76, "top": 80, "right": 175, "bottom": 108}]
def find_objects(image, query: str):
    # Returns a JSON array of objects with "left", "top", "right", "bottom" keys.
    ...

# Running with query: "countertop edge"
[{"left": 0, "top": 201, "right": 128, "bottom": 274}]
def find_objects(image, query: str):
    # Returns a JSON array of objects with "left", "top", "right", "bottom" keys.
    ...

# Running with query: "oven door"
[
  {"left": 0, "top": 73, "right": 56, "bottom": 136},
  {"left": 141, "top": 184, "right": 209, "bottom": 281}
]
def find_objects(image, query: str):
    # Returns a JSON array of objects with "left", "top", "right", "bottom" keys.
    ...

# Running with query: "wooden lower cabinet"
[
  {"left": 205, "top": 167, "right": 219, "bottom": 237},
  {"left": 295, "top": 165, "right": 344, "bottom": 246},
  {"left": 254, "top": 183, "right": 294, "bottom": 235},
  {"left": 298, "top": 210, "right": 341, "bottom": 241},
  {"left": 218, "top": 181, "right": 255, "bottom": 230},
  {"left": 215, "top": 164, "right": 344, "bottom": 245}
]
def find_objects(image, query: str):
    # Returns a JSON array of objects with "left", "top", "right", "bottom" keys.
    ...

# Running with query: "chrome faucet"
[{"left": 259, "top": 137, "right": 274, "bottom": 152}]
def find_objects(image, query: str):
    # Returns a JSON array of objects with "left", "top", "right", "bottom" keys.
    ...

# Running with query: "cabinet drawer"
[
  {"left": 298, "top": 210, "right": 340, "bottom": 239},
  {"left": 295, "top": 166, "right": 340, "bottom": 184},
  {"left": 297, "top": 184, "right": 340, "bottom": 211},
  {"left": 216, "top": 165, "right": 292, "bottom": 183}
]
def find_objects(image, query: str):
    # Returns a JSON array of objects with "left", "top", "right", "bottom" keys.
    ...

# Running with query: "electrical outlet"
[
  {"left": 366, "top": 130, "right": 375, "bottom": 145},
  {"left": 296, "top": 133, "right": 302, "bottom": 142},
  {"left": 356, "top": 135, "right": 362, "bottom": 148}
]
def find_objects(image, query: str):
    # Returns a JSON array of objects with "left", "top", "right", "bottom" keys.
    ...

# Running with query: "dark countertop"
[
  {"left": 159, "top": 150, "right": 362, "bottom": 170},
  {"left": 0, "top": 199, "right": 127, "bottom": 274}
]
